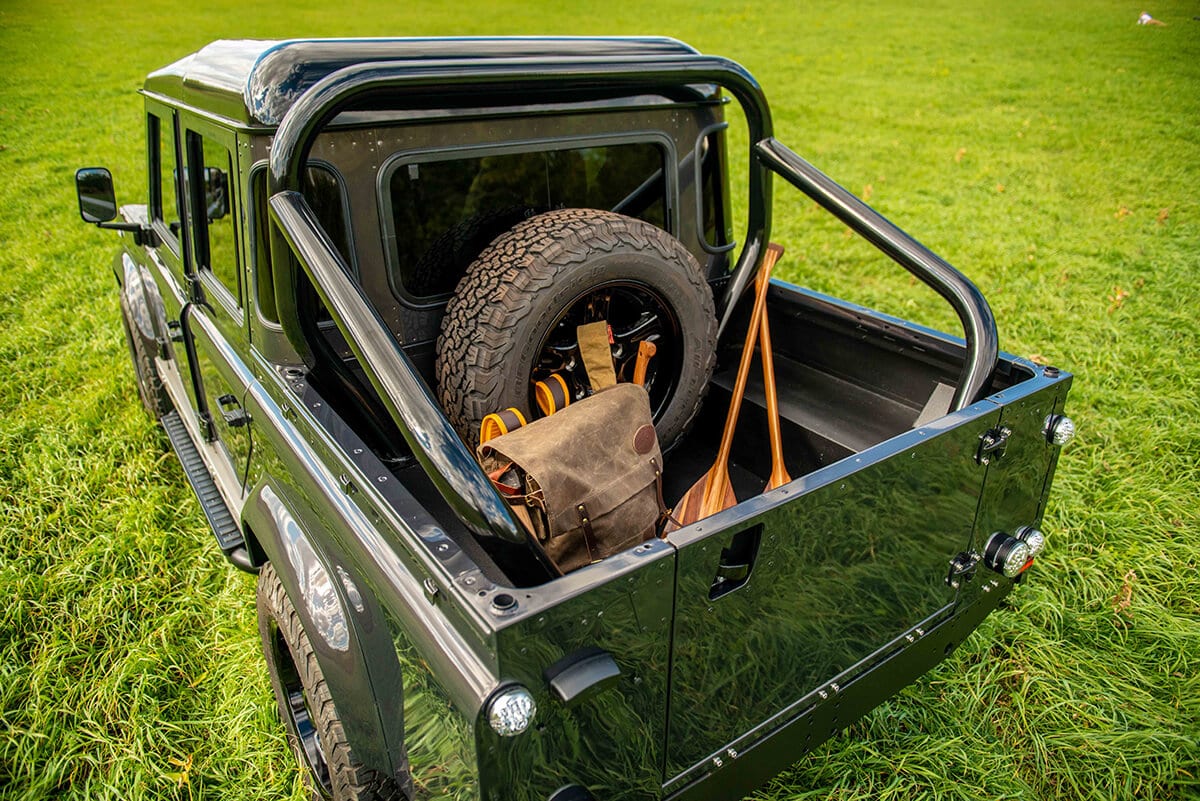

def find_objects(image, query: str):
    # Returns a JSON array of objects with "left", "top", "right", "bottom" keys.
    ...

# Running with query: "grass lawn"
[{"left": 1, "top": 0, "right": 1197, "bottom": 799}]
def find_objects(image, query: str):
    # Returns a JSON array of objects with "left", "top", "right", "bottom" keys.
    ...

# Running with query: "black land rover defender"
[{"left": 76, "top": 37, "right": 1074, "bottom": 801}]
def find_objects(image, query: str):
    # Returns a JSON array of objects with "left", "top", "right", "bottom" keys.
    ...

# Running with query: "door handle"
[
  {"left": 714, "top": 558, "right": 751, "bottom": 584},
  {"left": 543, "top": 647, "right": 621, "bottom": 706},
  {"left": 709, "top": 524, "right": 763, "bottom": 600},
  {"left": 216, "top": 393, "right": 250, "bottom": 428}
]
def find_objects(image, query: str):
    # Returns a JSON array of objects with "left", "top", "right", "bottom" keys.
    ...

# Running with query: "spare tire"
[{"left": 437, "top": 208, "right": 717, "bottom": 450}]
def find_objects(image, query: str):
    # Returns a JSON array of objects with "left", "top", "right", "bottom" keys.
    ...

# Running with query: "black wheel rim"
[
  {"left": 271, "top": 622, "right": 332, "bottom": 796},
  {"left": 530, "top": 280, "right": 683, "bottom": 422}
]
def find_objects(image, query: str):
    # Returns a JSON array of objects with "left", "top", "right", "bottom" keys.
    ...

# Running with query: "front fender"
[
  {"left": 115, "top": 251, "right": 171, "bottom": 359},
  {"left": 242, "top": 481, "right": 409, "bottom": 790}
]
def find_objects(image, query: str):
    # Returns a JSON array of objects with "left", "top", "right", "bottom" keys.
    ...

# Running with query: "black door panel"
[{"left": 665, "top": 403, "right": 1001, "bottom": 778}]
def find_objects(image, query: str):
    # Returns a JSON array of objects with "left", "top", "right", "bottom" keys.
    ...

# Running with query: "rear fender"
[{"left": 242, "top": 481, "right": 409, "bottom": 788}]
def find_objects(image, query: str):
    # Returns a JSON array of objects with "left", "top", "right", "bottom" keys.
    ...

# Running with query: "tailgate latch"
[{"left": 975, "top": 425, "right": 1012, "bottom": 465}]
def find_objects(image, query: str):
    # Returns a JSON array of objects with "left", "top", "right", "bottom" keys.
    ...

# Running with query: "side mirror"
[
  {"left": 76, "top": 167, "right": 118, "bottom": 223},
  {"left": 204, "top": 166, "right": 228, "bottom": 221}
]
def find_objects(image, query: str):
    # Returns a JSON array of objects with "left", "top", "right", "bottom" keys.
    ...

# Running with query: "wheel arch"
[
  {"left": 115, "top": 251, "right": 171, "bottom": 355},
  {"left": 242, "top": 479, "right": 411, "bottom": 792}
]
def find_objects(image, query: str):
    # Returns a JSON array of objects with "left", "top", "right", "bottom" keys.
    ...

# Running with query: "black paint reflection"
[{"left": 666, "top": 409, "right": 999, "bottom": 776}]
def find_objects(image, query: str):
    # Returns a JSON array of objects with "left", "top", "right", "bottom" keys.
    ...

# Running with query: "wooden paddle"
[
  {"left": 757, "top": 263, "right": 791, "bottom": 491},
  {"left": 632, "top": 340, "right": 657, "bottom": 386},
  {"left": 665, "top": 242, "right": 784, "bottom": 533}
]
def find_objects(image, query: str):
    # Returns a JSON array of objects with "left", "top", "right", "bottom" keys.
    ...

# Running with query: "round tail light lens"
[
  {"left": 1044, "top": 414, "right": 1076, "bottom": 445},
  {"left": 486, "top": 686, "right": 537, "bottom": 736},
  {"left": 983, "top": 532, "right": 1032, "bottom": 578},
  {"left": 1016, "top": 525, "right": 1046, "bottom": 558}
]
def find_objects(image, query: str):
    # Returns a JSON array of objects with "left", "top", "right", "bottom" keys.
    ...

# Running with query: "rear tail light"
[
  {"left": 983, "top": 532, "right": 1032, "bottom": 578},
  {"left": 1015, "top": 525, "right": 1046, "bottom": 558},
  {"left": 1044, "top": 414, "right": 1076, "bottom": 445}
]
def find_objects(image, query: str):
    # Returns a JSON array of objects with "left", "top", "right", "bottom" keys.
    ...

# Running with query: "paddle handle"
[
  {"left": 757, "top": 265, "right": 792, "bottom": 491},
  {"left": 633, "top": 340, "right": 657, "bottom": 386},
  {"left": 703, "top": 243, "right": 784, "bottom": 510}
]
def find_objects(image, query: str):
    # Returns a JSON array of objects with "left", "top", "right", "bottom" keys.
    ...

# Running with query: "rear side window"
[
  {"left": 252, "top": 164, "right": 354, "bottom": 324},
  {"left": 385, "top": 141, "right": 666, "bottom": 300},
  {"left": 186, "top": 131, "right": 241, "bottom": 307}
]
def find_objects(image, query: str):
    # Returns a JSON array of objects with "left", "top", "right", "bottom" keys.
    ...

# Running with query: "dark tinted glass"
[
  {"left": 187, "top": 132, "right": 240, "bottom": 305},
  {"left": 201, "top": 139, "right": 239, "bottom": 300},
  {"left": 153, "top": 114, "right": 181, "bottom": 243},
  {"left": 388, "top": 142, "right": 665, "bottom": 298},
  {"left": 306, "top": 165, "right": 352, "bottom": 268},
  {"left": 252, "top": 165, "right": 351, "bottom": 324}
]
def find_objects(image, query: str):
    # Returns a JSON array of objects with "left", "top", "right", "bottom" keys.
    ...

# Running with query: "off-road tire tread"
[
  {"left": 257, "top": 564, "right": 405, "bottom": 801},
  {"left": 436, "top": 208, "right": 716, "bottom": 448},
  {"left": 119, "top": 304, "right": 170, "bottom": 418}
]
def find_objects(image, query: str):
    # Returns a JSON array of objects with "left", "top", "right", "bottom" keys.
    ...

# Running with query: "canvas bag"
[{"left": 476, "top": 383, "right": 665, "bottom": 574}]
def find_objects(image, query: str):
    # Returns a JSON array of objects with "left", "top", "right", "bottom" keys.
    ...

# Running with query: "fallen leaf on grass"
[
  {"left": 1156, "top": 208, "right": 1169, "bottom": 224},
  {"left": 955, "top": 147, "right": 966, "bottom": 163},
  {"left": 166, "top": 753, "right": 193, "bottom": 788},
  {"left": 1115, "top": 206, "right": 1132, "bottom": 220},
  {"left": 1058, "top": 269, "right": 1071, "bottom": 284},
  {"left": 1113, "top": 570, "right": 1136, "bottom": 624},
  {"left": 1108, "top": 285, "right": 1131, "bottom": 312},
  {"left": 1027, "top": 353, "right": 1049, "bottom": 365},
  {"left": 996, "top": 183, "right": 1005, "bottom": 193},
  {"left": 862, "top": 183, "right": 873, "bottom": 201}
]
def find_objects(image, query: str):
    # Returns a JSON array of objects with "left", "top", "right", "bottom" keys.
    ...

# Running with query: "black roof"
[{"left": 143, "top": 37, "right": 701, "bottom": 126}]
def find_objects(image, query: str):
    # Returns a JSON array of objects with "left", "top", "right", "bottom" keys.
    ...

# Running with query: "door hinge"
[
  {"left": 196, "top": 410, "right": 216, "bottom": 442},
  {"left": 975, "top": 425, "right": 1012, "bottom": 465},
  {"left": 946, "top": 551, "right": 980, "bottom": 589}
]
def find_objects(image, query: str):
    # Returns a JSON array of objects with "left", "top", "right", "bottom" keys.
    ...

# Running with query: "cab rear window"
[{"left": 384, "top": 142, "right": 667, "bottom": 300}]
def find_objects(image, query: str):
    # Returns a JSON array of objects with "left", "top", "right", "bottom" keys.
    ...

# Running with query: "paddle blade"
[
  {"left": 765, "top": 465, "right": 792, "bottom": 493},
  {"left": 663, "top": 471, "right": 737, "bottom": 534}
]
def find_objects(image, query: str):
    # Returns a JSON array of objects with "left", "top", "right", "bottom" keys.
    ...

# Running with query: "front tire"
[{"left": 118, "top": 300, "right": 170, "bottom": 418}]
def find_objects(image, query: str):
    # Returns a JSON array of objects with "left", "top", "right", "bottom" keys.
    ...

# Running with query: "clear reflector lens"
[
  {"left": 487, "top": 686, "right": 537, "bottom": 736},
  {"left": 1018, "top": 526, "right": 1046, "bottom": 557},
  {"left": 1045, "top": 415, "right": 1076, "bottom": 445},
  {"left": 1002, "top": 540, "right": 1033, "bottom": 578},
  {"left": 984, "top": 532, "right": 1034, "bottom": 579}
]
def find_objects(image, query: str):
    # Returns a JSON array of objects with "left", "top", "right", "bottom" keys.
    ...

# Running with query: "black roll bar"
[
  {"left": 755, "top": 138, "right": 998, "bottom": 411},
  {"left": 266, "top": 51, "right": 998, "bottom": 543},
  {"left": 269, "top": 191, "right": 528, "bottom": 543},
  {"left": 268, "top": 54, "right": 776, "bottom": 335}
]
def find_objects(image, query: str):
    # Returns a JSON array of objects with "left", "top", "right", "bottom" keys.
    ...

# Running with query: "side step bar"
[{"left": 161, "top": 410, "right": 255, "bottom": 573}]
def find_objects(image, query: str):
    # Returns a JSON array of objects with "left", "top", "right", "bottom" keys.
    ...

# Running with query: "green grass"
[{"left": 1, "top": 0, "right": 1198, "bottom": 799}]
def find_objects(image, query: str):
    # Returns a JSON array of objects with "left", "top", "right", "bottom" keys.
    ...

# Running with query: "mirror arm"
[{"left": 95, "top": 220, "right": 157, "bottom": 247}]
